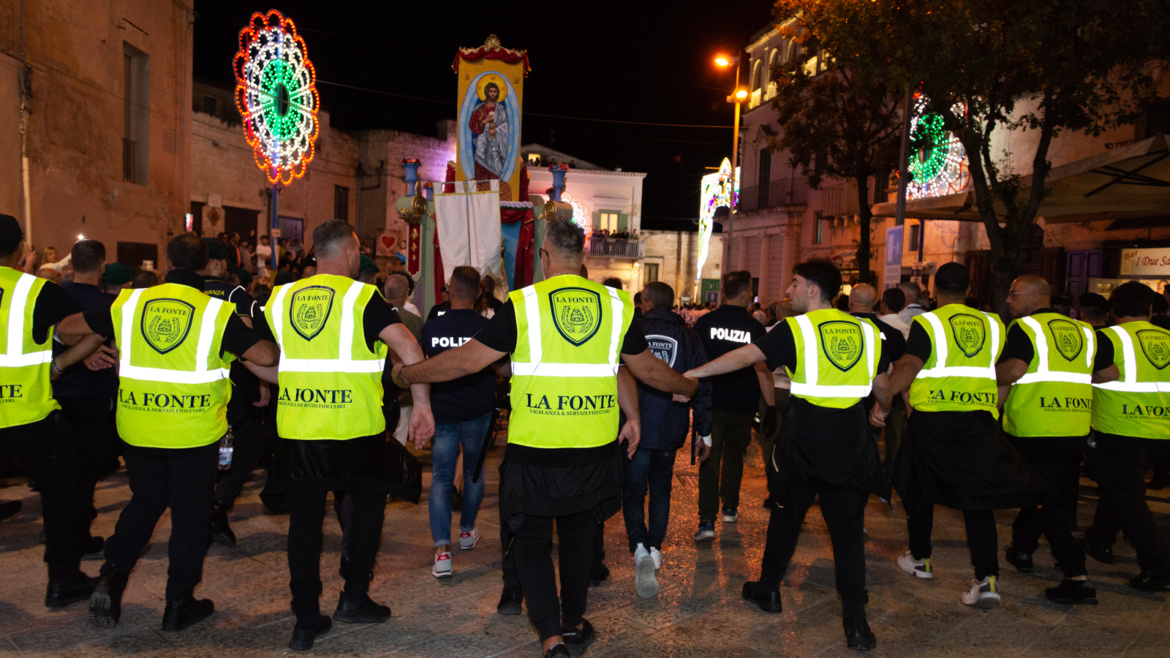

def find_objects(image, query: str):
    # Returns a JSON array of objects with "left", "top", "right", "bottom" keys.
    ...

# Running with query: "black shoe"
[
  {"left": 80, "top": 535, "right": 105, "bottom": 559},
  {"left": 289, "top": 616, "right": 332, "bottom": 652},
  {"left": 588, "top": 563, "right": 609, "bottom": 588},
  {"left": 543, "top": 642, "right": 571, "bottom": 658},
  {"left": 742, "top": 581, "right": 782, "bottom": 613},
  {"left": 561, "top": 619, "right": 595, "bottom": 657},
  {"left": 45, "top": 573, "right": 94, "bottom": 609},
  {"left": 497, "top": 587, "right": 523, "bottom": 616},
  {"left": 88, "top": 572, "right": 128, "bottom": 627},
  {"left": 1129, "top": 570, "right": 1170, "bottom": 591},
  {"left": 1081, "top": 539, "right": 1114, "bottom": 565},
  {"left": 333, "top": 592, "right": 391, "bottom": 624},
  {"left": 0, "top": 500, "right": 21, "bottom": 521},
  {"left": 209, "top": 502, "right": 236, "bottom": 548},
  {"left": 161, "top": 596, "right": 214, "bottom": 631},
  {"left": 843, "top": 617, "right": 877, "bottom": 651},
  {"left": 762, "top": 497, "right": 778, "bottom": 510},
  {"left": 1045, "top": 578, "right": 1099, "bottom": 604},
  {"left": 1004, "top": 546, "right": 1034, "bottom": 574}
]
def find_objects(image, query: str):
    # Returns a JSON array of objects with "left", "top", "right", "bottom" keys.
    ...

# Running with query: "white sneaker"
[
  {"left": 633, "top": 543, "right": 658, "bottom": 598},
  {"left": 459, "top": 528, "right": 480, "bottom": 550},
  {"left": 961, "top": 576, "right": 1001, "bottom": 609},
  {"left": 897, "top": 551, "right": 934, "bottom": 579},
  {"left": 433, "top": 549, "right": 453, "bottom": 578},
  {"left": 649, "top": 547, "right": 663, "bottom": 570}
]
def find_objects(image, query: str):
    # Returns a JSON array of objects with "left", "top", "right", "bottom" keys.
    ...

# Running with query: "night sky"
[{"left": 192, "top": 0, "right": 776, "bottom": 228}]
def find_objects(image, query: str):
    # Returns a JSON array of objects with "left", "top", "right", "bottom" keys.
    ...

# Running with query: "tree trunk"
[{"left": 855, "top": 175, "right": 872, "bottom": 283}]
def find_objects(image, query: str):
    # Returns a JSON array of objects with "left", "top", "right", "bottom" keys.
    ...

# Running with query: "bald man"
[
  {"left": 995, "top": 275, "right": 1097, "bottom": 603},
  {"left": 848, "top": 285, "right": 906, "bottom": 452}
]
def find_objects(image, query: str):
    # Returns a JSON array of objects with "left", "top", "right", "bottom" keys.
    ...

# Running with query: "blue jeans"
[
  {"left": 622, "top": 447, "right": 677, "bottom": 552},
  {"left": 429, "top": 412, "right": 493, "bottom": 547}
]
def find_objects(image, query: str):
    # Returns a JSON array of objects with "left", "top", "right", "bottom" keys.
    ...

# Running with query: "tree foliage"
[{"left": 771, "top": 0, "right": 1170, "bottom": 311}]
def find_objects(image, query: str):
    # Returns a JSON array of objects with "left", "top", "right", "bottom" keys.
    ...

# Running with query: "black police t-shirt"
[
  {"left": 422, "top": 309, "right": 497, "bottom": 425},
  {"left": 693, "top": 305, "right": 765, "bottom": 413}
]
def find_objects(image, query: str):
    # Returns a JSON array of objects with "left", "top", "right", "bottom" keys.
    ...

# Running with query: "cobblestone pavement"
[{"left": 1, "top": 434, "right": 1169, "bottom": 657}]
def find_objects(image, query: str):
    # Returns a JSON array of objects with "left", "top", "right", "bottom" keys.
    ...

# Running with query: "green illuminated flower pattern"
[{"left": 906, "top": 93, "right": 968, "bottom": 200}]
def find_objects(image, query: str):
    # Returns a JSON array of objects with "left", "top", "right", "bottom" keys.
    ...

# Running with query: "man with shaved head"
[{"left": 996, "top": 275, "right": 1097, "bottom": 603}]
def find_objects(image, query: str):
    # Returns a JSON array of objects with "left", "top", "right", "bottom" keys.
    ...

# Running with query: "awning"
[{"left": 872, "top": 133, "right": 1170, "bottom": 223}]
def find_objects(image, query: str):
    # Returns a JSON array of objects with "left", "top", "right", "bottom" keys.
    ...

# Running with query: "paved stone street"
[{"left": 2, "top": 432, "right": 1169, "bottom": 657}]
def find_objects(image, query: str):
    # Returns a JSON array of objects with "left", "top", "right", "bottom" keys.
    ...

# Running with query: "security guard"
[
  {"left": 1083, "top": 281, "right": 1170, "bottom": 590},
  {"left": 996, "top": 275, "right": 1097, "bottom": 603},
  {"left": 392, "top": 219, "right": 696, "bottom": 658},
  {"left": 686, "top": 259, "right": 888, "bottom": 651},
  {"left": 200, "top": 238, "right": 265, "bottom": 547},
  {"left": 0, "top": 214, "right": 101, "bottom": 609},
  {"left": 57, "top": 233, "right": 277, "bottom": 631},
  {"left": 248, "top": 220, "right": 434, "bottom": 652},
  {"left": 876, "top": 263, "right": 1045, "bottom": 609}
]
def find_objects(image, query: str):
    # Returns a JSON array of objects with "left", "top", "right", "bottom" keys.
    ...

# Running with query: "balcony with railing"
[
  {"left": 820, "top": 181, "right": 860, "bottom": 218},
  {"left": 586, "top": 238, "right": 644, "bottom": 259},
  {"left": 739, "top": 176, "right": 810, "bottom": 212}
]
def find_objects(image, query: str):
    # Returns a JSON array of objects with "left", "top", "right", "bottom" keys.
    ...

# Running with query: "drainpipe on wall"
[{"left": 18, "top": 0, "right": 33, "bottom": 248}]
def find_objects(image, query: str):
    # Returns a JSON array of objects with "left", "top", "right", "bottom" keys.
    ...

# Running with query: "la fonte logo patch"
[
  {"left": 949, "top": 314, "right": 987, "bottom": 358},
  {"left": 818, "top": 320, "right": 863, "bottom": 371},
  {"left": 290, "top": 286, "right": 334, "bottom": 341},
  {"left": 550, "top": 287, "right": 602, "bottom": 346},
  {"left": 1137, "top": 328, "right": 1170, "bottom": 369},
  {"left": 646, "top": 334, "right": 678, "bottom": 367},
  {"left": 1047, "top": 318, "right": 1084, "bottom": 362},
  {"left": 140, "top": 298, "right": 195, "bottom": 354}
]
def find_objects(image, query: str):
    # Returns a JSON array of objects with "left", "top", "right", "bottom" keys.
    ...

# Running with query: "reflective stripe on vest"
[
  {"left": 509, "top": 284, "right": 625, "bottom": 378},
  {"left": 909, "top": 306, "right": 1005, "bottom": 417},
  {"left": 117, "top": 288, "right": 231, "bottom": 384},
  {"left": 1094, "top": 326, "right": 1170, "bottom": 393},
  {"left": 788, "top": 312, "right": 877, "bottom": 400},
  {"left": 0, "top": 268, "right": 58, "bottom": 427},
  {"left": 916, "top": 311, "right": 1000, "bottom": 381},
  {"left": 1003, "top": 314, "right": 1095, "bottom": 437},
  {"left": 0, "top": 273, "right": 53, "bottom": 368},
  {"left": 269, "top": 281, "right": 386, "bottom": 374},
  {"left": 1012, "top": 317, "right": 1094, "bottom": 386}
]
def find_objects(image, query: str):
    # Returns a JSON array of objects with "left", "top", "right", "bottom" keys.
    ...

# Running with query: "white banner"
[
  {"left": 1119, "top": 247, "right": 1170, "bottom": 276},
  {"left": 433, "top": 180, "right": 502, "bottom": 283}
]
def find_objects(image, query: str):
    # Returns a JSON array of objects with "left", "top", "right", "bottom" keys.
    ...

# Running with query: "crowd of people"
[{"left": 2, "top": 211, "right": 1170, "bottom": 655}]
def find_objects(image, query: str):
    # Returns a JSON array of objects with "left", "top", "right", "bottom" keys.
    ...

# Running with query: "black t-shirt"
[
  {"left": 1094, "top": 329, "right": 1115, "bottom": 373},
  {"left": 693, "top": 305, "right": 765, "bottom": 413},
  {"left": 202, "top": 276, "right": 260, "bottom": 320},
  {"left": 82, "top": 270, "right": 262, "bottom": 360},
  {"left": 422, "top": 309, "right": 498, "bottom": 425},
  {"left": 427, "top": 301, "right": 451, "bottom": 321},
  {"left": 251, "top": 284, "right": 402, "bottom": 353},
  {"left": 996, "top": 309, "right": 1060, "bottom": 365},
  {"left": 905, "top": 321, "right": 932, "bottom": 362},
  {"left": 32, "top": 280, "right": 83, "bottom": 344},
  {"left": 755, "top": 319, "right": 891, "bottom": 379},
  {"left": 474, "top": 298, "right": 649, "bottom": 356},
  {"left": 852, "top": 312, "right": 905, "bottom": 364}
]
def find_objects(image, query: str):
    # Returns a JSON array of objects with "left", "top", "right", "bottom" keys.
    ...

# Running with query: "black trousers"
[
  {"left": 512, "top": 509, "right": 594, "bottom": 640},
  {"left": 1085, "top": 433, "right": 1170, "bottom": 574},
  {"left": 0, "top": 412, "right": 83, "bottom": 581},
  {"left": 102, "top": 442, "right": 218, "bottom": 602},
  {"left": 58, "top": 396, "right": 116, "bottom": 541},
  {"left": 285, "top": 487, "right": 386, "bottom": 626},
  {"left": 214, "top": 403, "right": 265, "bottom": 508},
  {"left": 758, "top": 483, "right": 869, "bottom": 619},
  {"left": 1009, "top": 445, "right": 1087, "bottom": 577},
  {"left": 908, "top": 506, "right": 999, "bottom": 581}
]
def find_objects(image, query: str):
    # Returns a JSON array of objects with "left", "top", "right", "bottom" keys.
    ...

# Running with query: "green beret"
[
  {"left": 359, "top": 255, "right": 379, "bottom": 274},
  {"left": 103, "top": 262, "right": 134, "bottom": 286}
]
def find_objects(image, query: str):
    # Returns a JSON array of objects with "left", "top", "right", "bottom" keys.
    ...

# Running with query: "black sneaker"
[
  {"left": 543, "top": 642, "right": 571, "bottom": 658},
  {"left": 333, "top": 592, "right": 391, "bottom": 624},
  {"left": 843, "top": 617, "right": 877, "bottom": 651},
  {"left": 209, "top": 502, "right": 236, "bottom": 548},
  {"left": 45, "top": 572, "right": 93, "bottom": 609},
  {"left": 588, "top": 563, "right": 609, "bottom": 588},
  {"left": 88, "top": 572, "right": 128, "bottom": 628},
  {"left": 289, "top": 616, "right": 332, "bottom": 652},
  {"left": 161, "top": 596, "right": 214, "bottom": 631},
  {"left": 742, "top": 581, "right": 782, "bottom": 613},
  {"left": 1004, "top": 546, "right": 1034, "bottom": 574},
  {"left": 1045, "top": 578, "right": 1099, "bottom": 604},
  {"left": 1129, "top": 571, "right": 1170, "bottom": 591},
  {"left": 1081, "top": 539, "right": 1114, "bottom": 565},
  {"left": 80, "top": 535, "right": 105, "bottom": 559},
  {"left": 561, "top": 619, "right": 595, "bottom": 657},
  {"left": 496, "top": 587, "right": 523, "bottom": 616}
]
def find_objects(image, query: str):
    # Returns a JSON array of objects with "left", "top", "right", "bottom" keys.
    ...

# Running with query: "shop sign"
[{"left": 1119, "top": 247, "right": 1170, "bottom": 276}]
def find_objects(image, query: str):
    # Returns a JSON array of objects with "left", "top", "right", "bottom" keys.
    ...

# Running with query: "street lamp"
[{"left": 714, "top": 55, "right": 746, "bottom": 214}]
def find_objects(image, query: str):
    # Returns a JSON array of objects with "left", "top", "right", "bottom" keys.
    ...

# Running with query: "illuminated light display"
[
  {"left": 562, "top": 192, "right": 591, "bottom": 227},
  {"left": 233, "top": 10, "right": 320, "bottom": 185},
  {"left": 697, "top": 158, "right": 739, "bottom": 279},
  {"left": 905, "top": 92, "right": 968, "bottom": 199}
]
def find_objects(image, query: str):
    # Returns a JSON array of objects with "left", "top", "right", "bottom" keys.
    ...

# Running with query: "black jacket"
[{"left": 637, "top": 308, "right": 713, "bottom": 451}]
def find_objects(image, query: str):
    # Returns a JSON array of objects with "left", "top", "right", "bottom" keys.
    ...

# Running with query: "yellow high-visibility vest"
[
  {"left": 0, "top": 267, "right": 57, "bottom": 428},
  {"left": 1003, "top": 312, "right": 1095, "bottom": 437},
  {"left": 785, "top": 309, "right": 881, "bottom": 409},
  {"left": 908, "top": 304, "right": 1005, "bottom": 417},
  {"left": 1092, "top": 321, "right": 1170, "bottom": 437}
]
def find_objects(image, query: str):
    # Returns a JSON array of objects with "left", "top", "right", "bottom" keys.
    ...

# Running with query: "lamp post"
[{"left": 714, "top": 56, "right": 747, "bottom": 208}]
